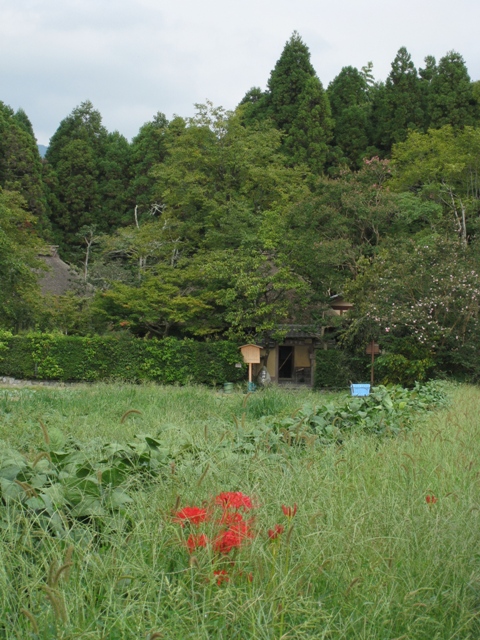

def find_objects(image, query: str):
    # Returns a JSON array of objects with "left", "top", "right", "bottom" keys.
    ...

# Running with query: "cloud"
[{"left": 1, "top": 0, "right": 479, "bottom": 145}]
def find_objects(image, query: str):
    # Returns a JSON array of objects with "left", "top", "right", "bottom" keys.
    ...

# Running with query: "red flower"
[
  {"left": 174, "top": 506, "right": 208, "bottom": 526},
  {"left": 268, "top": 524, "right": 284, "bottom": 540},
  {"left": 218, "top": 510, "right": 244, "bottom": 526},
  {"left": 215, "top": 492, "right": 253, "bottom": 511},
  {"left": 214, "top": 521, "right": 253, "bottom": 554},
  {"left": 186, "top": 533, "right": 208, "bottom": 553},
  {"left": 213, "top": 569, "right": 229, "bottom": 585},
  {"left": 281, "top": 504, "right": 297, "bottom": 518},
  {"left": 426, "top": 494, "right": 437, "bottom": 504}
]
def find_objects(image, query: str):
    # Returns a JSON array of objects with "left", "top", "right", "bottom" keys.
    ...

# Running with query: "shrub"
[
  {"left": 314, "top": 349, "right": 365, "bottom": 389},
  {"left": 0, "top": 333, "right": 245, "bottom": 385}
]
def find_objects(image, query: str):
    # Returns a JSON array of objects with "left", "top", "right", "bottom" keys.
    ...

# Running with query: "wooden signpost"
[
  {"left": 239, "top": 344, "right": 262, "bottom": 384},
  {"left": 365, "top": 340, "right": 380, "bottom": 385}
]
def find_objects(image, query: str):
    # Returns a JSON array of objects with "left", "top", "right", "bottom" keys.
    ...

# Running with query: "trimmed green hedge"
[{"left": 0, "top": 334, "right": 246, "bottom": 385}]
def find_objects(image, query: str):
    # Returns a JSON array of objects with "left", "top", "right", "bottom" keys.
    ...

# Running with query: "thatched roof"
[{"left": 37, "top": 246, "right": 82, "bottom": 296}]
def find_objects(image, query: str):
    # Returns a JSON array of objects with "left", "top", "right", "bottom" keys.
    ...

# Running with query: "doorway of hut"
[{"left": 278, "top": 345, "right": 294, "bottom": 381}]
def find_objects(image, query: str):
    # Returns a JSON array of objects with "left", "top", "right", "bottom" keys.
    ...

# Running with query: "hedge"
[{"left": 0, "top": 333, "right": 246, "bottom": 385}]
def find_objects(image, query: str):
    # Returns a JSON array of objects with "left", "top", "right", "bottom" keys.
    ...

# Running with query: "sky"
[{"left": 1, "top": 0, "right": 479, "bottom": 146}]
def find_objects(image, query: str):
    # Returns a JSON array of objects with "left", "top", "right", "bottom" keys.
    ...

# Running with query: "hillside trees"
[
  {"left": 327, "top": 66, "right": 370, "bottom": 169},
  {"left": 344, "top": 237, "right": 480, "bottom": 382},
  {"left": 392, "top": 126, "right": 480, "bottom": 244},
  {"left": 239, "top": 32, "right": 333, "bottom": 173},
  {"left": 0, "top": 102, "right": 49, "bottom": 232},
  {"left": 0, "top": 189, "right": 43, "bottom": 329},
  {"left": 428, "top": 51, "right": 479, "bottom": 129},
  {"left": 128, "top": 112, "right": 169, "bottom": 216},
  {"left": 369, "top": 47, "right": 425, "bottom": 154},
  {"left": 94, "top": 103, "right": 315, "bottom": 339},
  {"left": 45, "top": 101, "right": 130, "bottom": 256}
]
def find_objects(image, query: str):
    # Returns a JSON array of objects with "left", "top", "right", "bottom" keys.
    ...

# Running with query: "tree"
[
  {"left": 344, "top": 237, "right": 480, "bottom": 382},
  {"left": 46, "top": 100, "right": 108, "bottom": 167},
  {"left": 50, "top": 138, "right": 100, "bottom": 250},
  {"left": 13, "top": 108, "right": 36, "bottom": 138},
  {"left": 97, "top": 130, "right": 131, "bottom": 228},
  {"left": 428, "top": 51, "right": 479, "bottom": 129},
  {"left": 327, "top": 66, "right": 370, "bottom": 168},
  {"left": 95, "top": 104, "right": 315, "bottom": 341},
  {"left": 247, "top": 32, "right": 334, "bottom": 172},
  {"left": 237, "top": 87, "right": 269, "bottom": 127},
  {"left": 267, "top": 32, "right": 318, "bottom": 128},
  {"left": 94, "top": 261, "right": 213, "bottom": 338},
  {"left": 152, "top": 103, "right": 308, "bottom": 254},
  {"left": 369, "top": 47, "right": 424, "bottom": 154},
  {"left": 45, "top": 102, "right": 131, "bottom": 256},
  {"left": 419, "top": 55, "right": 437, "bottom": 129},
  {"left": 201, "top": 249, "right": 311, "bottom": 343},
  {"left": 0, "top": 189, "right": 43, "bottom": 329},
  {"left": 0, "top": 102, "right": 49, "bottom": 232},
  {"left": 128, "top": 112, "right": 169, "bottom": 213},
  {"left": 285, "top": 76, "right": 333, "bottom": 172},
  {"left": 392, "top": 126, "right": 480, "bottom": 245}
]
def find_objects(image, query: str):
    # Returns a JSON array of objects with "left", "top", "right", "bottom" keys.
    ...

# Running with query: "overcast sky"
[{"left": 2, "top": 0, "right": 479, "bottom": 146}]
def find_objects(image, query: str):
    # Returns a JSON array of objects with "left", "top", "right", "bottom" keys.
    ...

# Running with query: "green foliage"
[
  {"left": 314, "top": 349, "right": 352, "bottom": 389},
  {"left": 0, "top": 334, "right": 245, "bottom": 384},
  {"left": 0, "top": 426, "right": 173, "bottom": 536},
  {"left": 374, "top": 352, "right": 436, "bottom": 386},
  {"left": 328, "top": 66, "right": 371, "bottom": 168},
  {"left": 128, "top": 112, "right": 169, "bottom": 211},
  {"left": 265, "top": 32, "right": 333, "bottom": 171},
  {"left": 266, "top": 381, "right": 448, "bottom": 443},
  {"left": 203, "top": 249, "right": 311, "bottom": 342},
  {"left": 0, "top": 189, "right": 44, "bottom": 330},
  {"left": 392, "top": 125, "right": 480, "bottom": 242},
  {"left": 428, "top": 51, "right": 479, "bottom": 129},
  {"left": 0, "top": 102, "right": 49, "bottom": 229},
  {"left": 344, "top": 236, "right": 480, "bottom": 382},
  {"left": 369, "top": 48, "right": 425, "bottom": 154},
  {"left": 45, "top": 101, "right": 131, "bottom": 256},
  {"left": 230, "top": 382, "right": 448, "bottom": 454}
]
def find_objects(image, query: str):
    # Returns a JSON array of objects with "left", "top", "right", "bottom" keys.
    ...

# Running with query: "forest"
[{"left": 1, "top": 32, "right": 480, "bottom": 383}]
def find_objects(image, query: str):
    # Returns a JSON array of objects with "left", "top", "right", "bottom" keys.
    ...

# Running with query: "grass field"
[{"left": 0, "top": 382, "right": 479, "bottom": 639}]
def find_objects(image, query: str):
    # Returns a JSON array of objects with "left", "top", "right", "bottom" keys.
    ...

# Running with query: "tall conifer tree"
[
  {"left": 264, "top": 32, "right": 333, "bottom": 172},
  {"left": 428, "top": 51, "right": 479, "bottom": 129},
  {"left": 328, "top": 66, "right": 370, "bottom": 168},
  {"left": 370, "top": 47, "right": 424, "bottom": 154},
  {"left": 0, "top": 102, "right": 48, "bottom": 232}
]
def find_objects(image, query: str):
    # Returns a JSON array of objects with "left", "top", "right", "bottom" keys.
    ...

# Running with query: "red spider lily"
[
  {"left": 213, "top": 569, "right": 229, "bottom": 585},
  {"left": 214, "top": 521, "right": 253, "bottom": 554},
  {"left": 186, "top": 533, "right": 208, "bottom": 553},
  {"left": 174, "top": 506, "right": 208, "bottom": 526},
  {"left": 215, "top": 491, "right": 253, "bottom": 511},
  {"left": 268, "top": 524, "right": 284, "bottom": 540},
  {"left": 281, "top": 503, "right": 297, "bottom": 518},
  {"left": 426, "top": 494, "right": 437, "bottom": 504},
  {"left": 217, "top": 510, "right": 244, "bottom": 526}
]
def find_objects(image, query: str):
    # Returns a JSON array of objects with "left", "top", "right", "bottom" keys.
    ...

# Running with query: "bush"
[
  {"left": 314, "top": 349, "right": 365, "bottom": 389},
  {"left": 374, "top": 352, "right": 436, "bottom": 387},
  {"left": 0, "top": 333, "right": 246, "bottom": 385}
]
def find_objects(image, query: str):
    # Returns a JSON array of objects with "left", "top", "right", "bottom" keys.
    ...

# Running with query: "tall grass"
[{"left": 0, "top": 382, "right": 478, "bottom": 638}]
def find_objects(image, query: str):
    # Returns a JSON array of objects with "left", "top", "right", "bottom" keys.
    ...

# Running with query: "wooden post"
[
  {"left": 365, "top": 341, "right": 380, "bottom": 386},
  {"left": 370, "top": 340, "right": 375, "bottom": 386},
  {"left": 239, "top": 344, "right": 262, "bottom": 387}
]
